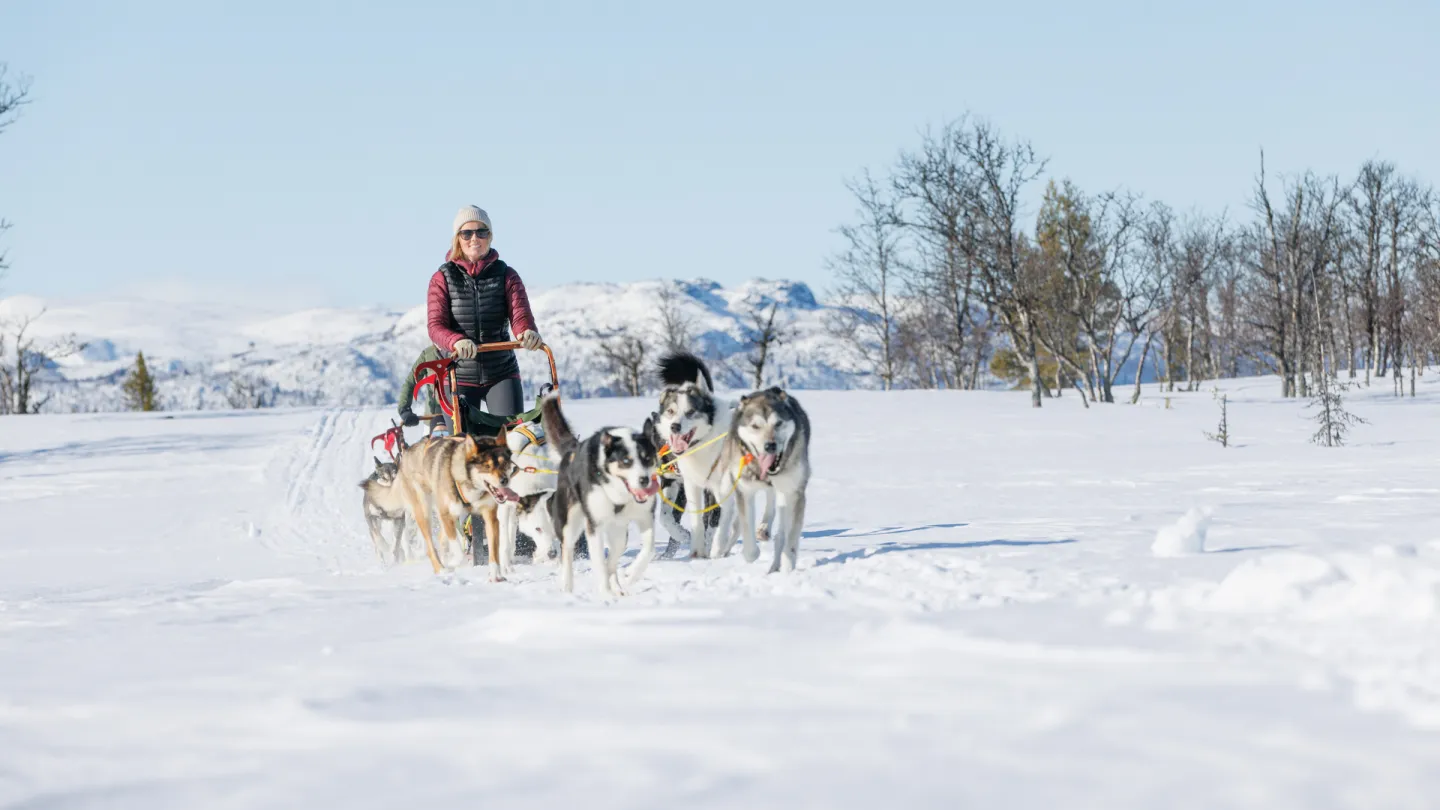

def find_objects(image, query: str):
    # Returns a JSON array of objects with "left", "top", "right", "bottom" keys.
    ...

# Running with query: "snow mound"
[
  {"left": 1205, "top": 551, "right": 1440, "bottom": 620},
  {"left": 1151, "top": 508, "right": 1211, "bottom": 557}
]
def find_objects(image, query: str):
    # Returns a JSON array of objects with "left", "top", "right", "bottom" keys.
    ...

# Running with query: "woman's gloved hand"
[
  {"left": 518, "top": 330, "right": 543, "bottom": 351},
  {"left": 452, "top": 338, "right": 478, "bottom": 359}
]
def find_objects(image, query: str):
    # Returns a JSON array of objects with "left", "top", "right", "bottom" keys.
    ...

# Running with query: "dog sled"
[{"left": 367, "top": 339, "right": 560, "bottom": 571}]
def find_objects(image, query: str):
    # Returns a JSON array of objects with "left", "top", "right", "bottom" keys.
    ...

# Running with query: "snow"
[
  {"left": 1151, "top": 507, "right": 1211, "bottom": 556},
  {"left": 3, "top": 376, "right": 1440, "bottom": 807}
]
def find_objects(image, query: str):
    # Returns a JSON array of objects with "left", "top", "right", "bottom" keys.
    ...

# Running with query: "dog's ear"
[
  {"left": 461, "top": 434, "right": 479, "bottom": 459},
  {"left": 374, "top": 457, "right": 384, "bottom": 470},
  {"left": 495, "top": 424, "right": 508, "bottom": 444}
]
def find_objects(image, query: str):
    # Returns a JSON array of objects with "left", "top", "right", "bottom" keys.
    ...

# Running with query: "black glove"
[{"left": 400, "top": 410, "right": 420, "bottom": 428}]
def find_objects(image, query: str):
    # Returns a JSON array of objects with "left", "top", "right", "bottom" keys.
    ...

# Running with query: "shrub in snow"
[{"left": 1151, "top": 508, "right": 1211, "bottom": 557}]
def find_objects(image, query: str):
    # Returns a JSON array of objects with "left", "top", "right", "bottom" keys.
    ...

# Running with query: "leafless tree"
[
  {"left": 826, "top": 171, "right": 904, "bottom": 390},
  {"left": 0, "top": 311, "right": 82, "bottom": 414},
  {"left": 0, "top": 63, "right": 32, "bottom": 279},
  {"left": 951, "top": 120, "right": 1049, "bottom": 406},
  {"left": 1246, "top": 154, "right": 1347, "bottom": 398},
  {"left": 892, "top": 120, "right": 988, "bottom": 389},
  {"left": 225, "top": 373, "right": 273, "bottom": 409},
  {"left": 654, "top": 284, "right": 695, "bottom": 355},
  {"left": 599, "top": 328, "right": 649, "bottom": 396},
  {"left": 742, "top": 300, "right": 793, "bottom": 389}
]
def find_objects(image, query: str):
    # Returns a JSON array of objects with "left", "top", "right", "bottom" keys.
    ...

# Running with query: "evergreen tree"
[
  {"left": 1309, "top": 373, "right": 1365, "bottom": 447},
  {"left": 121, "top": 351, "right": 159, "bottom": 411}
]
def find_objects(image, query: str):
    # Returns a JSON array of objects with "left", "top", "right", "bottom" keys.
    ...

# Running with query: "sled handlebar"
[{"left": 474, "top": 340, "right": 559, "bottom": 390}]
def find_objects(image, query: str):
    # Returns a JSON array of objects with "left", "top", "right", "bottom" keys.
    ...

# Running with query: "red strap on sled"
[
  {"left": 370, "top": 425, "right": 405, "bottom": 460},
  {"left": 413, "top": 357, "right": 456, "bottom": 419}
]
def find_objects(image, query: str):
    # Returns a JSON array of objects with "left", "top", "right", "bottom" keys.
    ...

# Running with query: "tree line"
[{"left": 827, "top": 114, "right": 1440, "bottom": 406}]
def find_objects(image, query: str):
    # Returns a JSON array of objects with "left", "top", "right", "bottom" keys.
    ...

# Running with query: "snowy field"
[{"left": 3, "top": 379, "right": 1440, "bottom": 808}]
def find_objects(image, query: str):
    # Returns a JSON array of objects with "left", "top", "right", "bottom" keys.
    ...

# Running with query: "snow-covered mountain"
[{"left": 0, "top": 279, "right": 873, "bottom": 413}]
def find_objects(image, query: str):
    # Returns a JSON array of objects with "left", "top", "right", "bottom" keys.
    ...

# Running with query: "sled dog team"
[{"left": 360, "top": 351, "right": 813, "bottom": 597}]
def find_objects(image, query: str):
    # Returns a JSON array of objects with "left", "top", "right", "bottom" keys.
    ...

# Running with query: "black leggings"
[{"left": 441, "top": 377, "right": 524, "bottom": 435}]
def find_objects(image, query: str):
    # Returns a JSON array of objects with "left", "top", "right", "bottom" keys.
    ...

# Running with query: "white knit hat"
[{"left": 453, "top": 205, "right": 492, "bottom": 236}]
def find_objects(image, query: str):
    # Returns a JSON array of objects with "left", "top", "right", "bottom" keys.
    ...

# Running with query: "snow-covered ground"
[{"left": 3, "top": 377, "right": 1440, "bottom": 808}]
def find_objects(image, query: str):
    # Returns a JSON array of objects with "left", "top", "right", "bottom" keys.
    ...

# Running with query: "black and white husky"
[
  {"left": 540, "top": 395, "right": 662, "bottom": 598},
  {"left": 712, "top": 387, "right": 812, "bottom": 572},
  {"left": 654, "top": 352, "right": 742, "bottom": 558}
]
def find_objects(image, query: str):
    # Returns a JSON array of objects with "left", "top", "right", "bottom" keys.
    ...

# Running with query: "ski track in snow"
[{"left": 4, "top": 383, "right": 1440, "bottom": 807}]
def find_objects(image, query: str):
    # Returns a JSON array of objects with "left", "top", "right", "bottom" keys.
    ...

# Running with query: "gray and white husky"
[
  {"left": 643, "top": 411, "right": 693, "bottom": 558},
  {"left": 654, "top": 352, "right": 747, "bottom": 558},
  {"left": 497, "top": 422, "right": 560, "bottom": 574},
  {"left": 711, "top": 387, "right": 812, "bottom": 572},
  {"left": 541, "top": 395, "right": 662, "bottom": 598},
  {"left": 359, "top": 458, "right": 415, "bottom": 567}
]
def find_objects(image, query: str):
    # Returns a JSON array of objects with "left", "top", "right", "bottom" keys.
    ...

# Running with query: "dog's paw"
[
  {"left": 757, "top": 525, "right": 771, "bottom": 543},
  {"left": 743, "top": 544, "right": 761, "bottom": 564}
]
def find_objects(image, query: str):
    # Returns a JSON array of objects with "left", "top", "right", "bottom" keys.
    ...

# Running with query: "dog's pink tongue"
[
  {"left": 497, "top": 486, "right": 520, "bottom": 503},
  {"left": 754, "top": 453, "right": 776, "bottom": 480},
  {"left": 643, "top": 479, "right": 661, "bottom": 496},
  {"left": 669, "top": 435, "right": 690, "bottom": 454}
]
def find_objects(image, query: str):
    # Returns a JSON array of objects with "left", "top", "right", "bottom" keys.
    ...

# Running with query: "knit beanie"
[{"left": 453, "top": 205, "right": 492, "bottom": 236}]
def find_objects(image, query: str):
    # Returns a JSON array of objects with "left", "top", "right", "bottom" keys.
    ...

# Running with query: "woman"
[{"left": 427, "top": 204, "right": 544, "bottom": 432}]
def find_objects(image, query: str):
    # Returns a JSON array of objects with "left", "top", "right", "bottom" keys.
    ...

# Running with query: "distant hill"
[{"left": 0, "top": 279, "right": 877, "bottom": 413}]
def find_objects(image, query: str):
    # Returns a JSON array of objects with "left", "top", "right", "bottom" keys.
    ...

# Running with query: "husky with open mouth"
[
  {"left": 654, "top": 351, "right": 741, "bottom": 558},
  {"left": 711, "top": 387, "right": 812, "bottom": 572},
  {"left": 395, "top": 429, "right": 520, "bottom": 578},
  {"left": 540, "top": 394, "right": 662, "bottom": 598}
]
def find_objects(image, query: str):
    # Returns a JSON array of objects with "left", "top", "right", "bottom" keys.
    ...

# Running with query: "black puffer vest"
[{"left": 441, "top": 260, "right": 520, "bottom": 386}]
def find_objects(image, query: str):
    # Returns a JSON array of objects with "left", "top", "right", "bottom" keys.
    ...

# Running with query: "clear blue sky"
[{"left": 2, "top": 0, "right": 1436, "bottom": 309}]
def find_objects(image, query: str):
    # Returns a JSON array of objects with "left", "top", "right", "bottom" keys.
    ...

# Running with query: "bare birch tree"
[
  {"left": 0, "top": 311, "right": 82, "bottom": 414},
  {"left": 0, "top": 63, "right": 32, "bottom": 279},
  {"left": 826, "top": 171, "right": 904, "bottom": 390},
  {"left": 741, "top": 300, "right": 792, "bottom": 389},
  {"left": 654, "top": 284, "right": 695, "bottom": 355},
  {"left": 599, "top": 328, "right": 649, "bottom": 397},
  {"left": 951, "top": 120, "right": 1049, "bottom": 407}
]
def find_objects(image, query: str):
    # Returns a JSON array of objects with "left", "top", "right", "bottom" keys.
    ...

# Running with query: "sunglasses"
[{"left": 458, "top": 228, "right": 492, "bottom": 242}]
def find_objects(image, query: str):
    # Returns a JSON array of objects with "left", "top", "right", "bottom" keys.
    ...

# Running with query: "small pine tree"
[
  {"left": 121, "top": 351, "right": 160, "bottom": 411},
  {"left": 1309, "top": 374, "right": 1365, "bottom": 447},
  {"left": 1203, "top": 387, "right": 1229, "bottom": 447}
]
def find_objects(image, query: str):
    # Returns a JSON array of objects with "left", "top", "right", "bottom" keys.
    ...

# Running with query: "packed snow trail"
[{"left": 4, "top": 382, "right": 1440, "bottom": 808}]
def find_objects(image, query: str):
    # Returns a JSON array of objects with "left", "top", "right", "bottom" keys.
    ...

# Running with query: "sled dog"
[
  {"left": 711, "top": 387, "right": 812, "bottom": 572},
  {"left": 396, "top": 429, "right": 519, "bottom": 578},
  {"left": 541, "top": 394, "right": 661, "bottom": 598},
  {"left": 654, "top": 352, "right": 740, "bottom": 558},
  {"left": 643, "top": 411, "right": 692, "bottom": 558},
  {"left": 359, "top": 458, "right": 414, "bottom": 566},
  {"left": 497, "top": 422, "right": 560, "bottom": 573}
]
